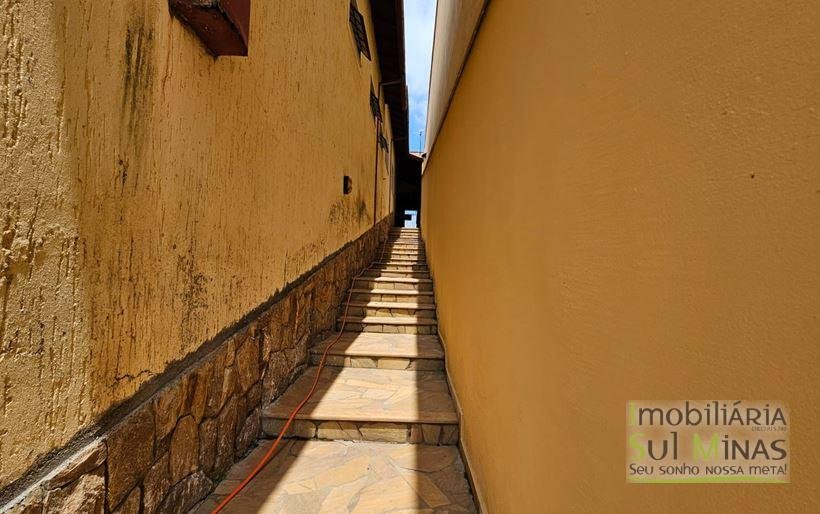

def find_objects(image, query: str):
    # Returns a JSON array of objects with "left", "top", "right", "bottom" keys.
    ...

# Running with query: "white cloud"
[{"left": 404, "top": 0, "right": 436, "bottom": 151}]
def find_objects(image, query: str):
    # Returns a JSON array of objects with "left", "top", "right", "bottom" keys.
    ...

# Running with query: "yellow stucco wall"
[
  {"left": 424, "top": 0, "right": 486, "bottom": 152},
  {"left": 0, "top": 0, "right": 394, "bottom": 488},
  {"left": 422, "top": 1, "right": 819, "bottom": 511}
]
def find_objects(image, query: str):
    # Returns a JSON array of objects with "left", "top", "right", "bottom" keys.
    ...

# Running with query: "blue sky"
[{"left": 403, "top": 0, "right": 437, "bottom": 153}]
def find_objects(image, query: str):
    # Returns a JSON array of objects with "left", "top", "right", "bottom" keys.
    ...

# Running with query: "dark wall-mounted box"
[{"left": 169, "top": 0, "right": 250, "bottom": 56}]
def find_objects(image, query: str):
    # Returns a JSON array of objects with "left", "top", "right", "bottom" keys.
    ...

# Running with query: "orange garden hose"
[{"left": 211, "top": 233, "right": 391, "bottom": 513}]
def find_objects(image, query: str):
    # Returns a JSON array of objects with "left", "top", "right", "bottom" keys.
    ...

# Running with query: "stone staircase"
[
  {"left": 261, "top": 227, "right": 457, "bottom": 443},
  {"left": 195, "top": 228, "right": 476, "bottom": 512}
]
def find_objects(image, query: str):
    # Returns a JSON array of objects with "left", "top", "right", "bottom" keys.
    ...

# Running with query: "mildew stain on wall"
[{"left": 0, "top": 0, "right": 394, "bottom": 489}]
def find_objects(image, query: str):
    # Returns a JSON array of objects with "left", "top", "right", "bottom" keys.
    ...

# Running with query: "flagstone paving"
[
  {"left": 311, "top": 332, "right": 444, "bottom": 360},
  {"left": 196, "top": 228, "right": 477, "bottom": 512},
  {"left": 193, "top": 440, "right": 476, "bottom": 513}
]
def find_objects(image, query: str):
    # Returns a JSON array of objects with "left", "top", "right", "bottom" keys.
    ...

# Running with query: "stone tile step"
[
  {"left": 338, "top": 316, "right": 438, "bottom": 335},
  {"left": 194, "top": 440, "right": 476, "bottom": 513},
  {"left": 262, "top": 418, "right": 458, "bottom": 446},
  {"left": 370, "top": 255, "right": 427, "bottom": 268},
  {"left": 384, "top": 239, "right": 422, "bottom": 243},
  {"left": 376, "top": 261, "right": 427, "bottom": 267},
  {"left": 373, "top": 257, "right": 427, "bottom": 263},
  {"left": 385, "top": 240, "right": 424, "bottom": 246},
  {"left": 349, "top": 288, "right": 434, "bottom": 296},
  {"left": 382, "top": 250, "right": 427, "bottom": 261},
  {"left": 377, "top": 262, "right": 426, "bottom": 268},
  {"left": 382, "top": 245, "right": 425, "bottom": 250},
  {"left": 349, "top": 289, "right": 435, "bottom": 302},
  {"left": 378, "top": 244, "right": 425, "bottom": 250},
  {"left": 365, "top": 265, "right": 429, "bottom": 271},
  {"left": 353, "top": 276, "right": 433, "bottom": 291},
  {"left": 368, "top": 262, "right": 429, "bottom": 268},
  {"left": 383, "top": 244, "right": 423, "bottom": 248},
  {"left": 379, "top": 255, "right": 424, "bottom": 262},
  {"left": 361, "top": 269, "right": 431, "bottom": 279},
  {"left": 381, "top": 248, "right": 424, "bottom": 254},
  {"left": 348, "top": 300, "right": 436, "bottom": 310},
  {"left": 380, "top": 247, "right": 425, "bottom": 254},
  {"left": 378, "top": 250, "right": 426, "bottom": 256},
  {"left": 311, "top": 332, "right": 443, "bottom": 359},
  {"left": 340, "top": 315, "right": 437, "bottom": 326},
  {"left": 376, "top": 267, "right": 426, "bottom": 274},
  {"left": 262, "top": 366, "right": 458, "bottom": 426},
  {"left": 343, "top": 301, "right": 437, "bottom": 319},
  {"left": 371, "top": 266, "right": 429, "bottom": 273},
  {"left": 309, "top": 332, "right": 443, "bottom": 370},
  {"left": 377, "top": 254, "right": 427, "bottom": 262},
  {"left": 373, "top": 257, "right": 427, "bottom": 262},
  {"left": 355, "top": 276, "right": 432, "bottom": 283}
]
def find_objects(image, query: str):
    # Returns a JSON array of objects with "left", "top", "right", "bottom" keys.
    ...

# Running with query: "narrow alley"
[{"left": 197, "top": 227, "right": 476, "bottom": 512}]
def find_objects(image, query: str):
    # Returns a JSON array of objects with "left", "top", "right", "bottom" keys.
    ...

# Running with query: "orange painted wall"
[{"left": 422, "top": 1, "right": 820, "bottom": 511}]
